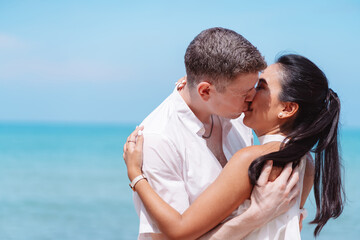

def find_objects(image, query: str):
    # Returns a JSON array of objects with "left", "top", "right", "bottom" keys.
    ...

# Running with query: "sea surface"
[{"left": 0, "top": 123, "right": 359, "bottom": 240}]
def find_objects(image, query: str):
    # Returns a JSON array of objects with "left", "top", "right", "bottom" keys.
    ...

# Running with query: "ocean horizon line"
[{"left": 0, "top": 120, "right": 359, "bottom": 131}]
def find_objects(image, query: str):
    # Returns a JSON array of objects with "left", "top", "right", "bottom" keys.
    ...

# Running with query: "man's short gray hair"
[{"left": 185, "top": 27, "right": 267, "bottom": 92}]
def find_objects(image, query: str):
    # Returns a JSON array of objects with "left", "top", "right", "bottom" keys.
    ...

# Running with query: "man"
[{"left": 133, "top": 27, "right": 300, "bottom": 239}]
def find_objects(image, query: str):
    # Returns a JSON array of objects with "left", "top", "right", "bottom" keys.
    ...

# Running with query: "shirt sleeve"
[{"left": 133, "top": 132, "right": 190, "bottom": 239}]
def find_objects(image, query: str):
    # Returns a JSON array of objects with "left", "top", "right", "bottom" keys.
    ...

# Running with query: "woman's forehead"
[{"left": 260, "top": 64, "right": 282, "bottom": 85}]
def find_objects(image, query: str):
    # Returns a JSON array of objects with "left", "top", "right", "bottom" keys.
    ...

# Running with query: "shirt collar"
[
  {"left": 171, "top": 88, "right": 206, "bottom": 136},
  {"left": 220, "top": 116, "right": 233, "bottom": 137}
]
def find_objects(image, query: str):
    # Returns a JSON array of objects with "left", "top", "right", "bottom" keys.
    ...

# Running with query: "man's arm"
[{"left": 199, "top": 161, "right": 300, "bottom": 240}]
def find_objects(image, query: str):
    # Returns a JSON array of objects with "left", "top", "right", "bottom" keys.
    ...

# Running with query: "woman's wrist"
[{"left": 128, "top": 167, "right": 143, "bottom": 181}]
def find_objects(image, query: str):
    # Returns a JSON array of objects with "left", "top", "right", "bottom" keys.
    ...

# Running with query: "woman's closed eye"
[
  {"left": 255, "top": 79, "right": 267, "bottom": 91},
  {"left": 255, "top": 84, "right": 265, "bottom": 91}
]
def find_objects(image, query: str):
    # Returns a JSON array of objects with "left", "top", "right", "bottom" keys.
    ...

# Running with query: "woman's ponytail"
[{"left": 311, "top": 89, "right": 344, "bottom": 235}]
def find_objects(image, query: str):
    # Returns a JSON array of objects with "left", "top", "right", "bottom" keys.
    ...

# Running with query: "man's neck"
[{"left": 179, "top": 85, "right": 212, "bottom": 124}]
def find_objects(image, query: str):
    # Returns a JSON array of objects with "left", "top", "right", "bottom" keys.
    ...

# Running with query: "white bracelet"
[{"left": 129, "top": 174, "right": 147, "bottom": 191}]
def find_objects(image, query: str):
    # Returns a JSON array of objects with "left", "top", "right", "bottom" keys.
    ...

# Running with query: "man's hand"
[{"left": 248, "top": 160, "right": 300, "bottom": 226}]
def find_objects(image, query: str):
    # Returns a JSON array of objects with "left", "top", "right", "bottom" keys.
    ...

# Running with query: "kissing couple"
[{"left": 123, "top": 27, "right": 344, "bottom": 240}]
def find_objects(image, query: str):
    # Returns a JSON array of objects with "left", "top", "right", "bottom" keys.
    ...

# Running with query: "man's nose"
[{"left": 245, "top": 88, "right": 256, "bottom": 102}]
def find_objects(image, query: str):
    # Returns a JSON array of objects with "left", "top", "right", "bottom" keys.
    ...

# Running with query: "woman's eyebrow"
[{"left": 258, "top": 78, "right": 268, "bottom": 85}]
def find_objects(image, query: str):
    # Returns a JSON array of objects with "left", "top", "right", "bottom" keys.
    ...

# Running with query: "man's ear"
[
  {"left": 278, "top": 102, "right": 299, "bottom": 119},
  {"left": 197, "top": 82, "right": 212, "bottom": 101}
]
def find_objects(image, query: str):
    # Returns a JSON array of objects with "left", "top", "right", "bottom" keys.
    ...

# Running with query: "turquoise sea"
[{"left": 0, "top": 123, "right": 359, "bottom": 240}]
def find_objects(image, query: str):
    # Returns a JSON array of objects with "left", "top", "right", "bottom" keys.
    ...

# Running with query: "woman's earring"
[{"left": 278, "top": 113, "right": 283, "bottom": 118}]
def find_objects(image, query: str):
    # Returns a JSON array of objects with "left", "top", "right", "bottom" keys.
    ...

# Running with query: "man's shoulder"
[{"left": 140, "top": 91, "right": 181, "bottom": 138}]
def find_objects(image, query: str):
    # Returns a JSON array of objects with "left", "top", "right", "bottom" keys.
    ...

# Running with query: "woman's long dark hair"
[{"left": 248, "top": 54, "right": 344, "bottom": 236}]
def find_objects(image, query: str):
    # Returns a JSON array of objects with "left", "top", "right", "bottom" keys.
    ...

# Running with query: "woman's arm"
[
  {"left": 199, "top": 160, "right": 296, "bottom": 240},
  {"left": 133, "top": 148, "right": 259, "bottom": 239},
  {"left": 124, "top": 128, "right": 300, "bottom": 239},
  {"left": 202, "top": 155, "right": 306, "bottom": 239},
  {"left": 125, "top": 128, "right": 266, "bottom": 239}
]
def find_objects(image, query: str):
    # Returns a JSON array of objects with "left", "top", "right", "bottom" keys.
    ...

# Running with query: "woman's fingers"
[
  {"left": 135, "top": 130, "right": 144, "bottom": 152},
  {"left": 175, "top": 76, "right": 186, "bottom": 84},
  {"left": 123, "top": 142, "right": 127, "bottom": 159},
  {"left": 127, "top": 126, "right": 139, "bottom": 143},
  {"left": 123, "top": 126, "right": 145, "bottom": 180},
  {"left": 124, "top": 126, "right": 144, "bottom": 160},
  {"left": 175, "top": 76, "right": 187, "bottom": 90},
  {"left": 126, "top": 126, "right": 144, "bottom": 145}
]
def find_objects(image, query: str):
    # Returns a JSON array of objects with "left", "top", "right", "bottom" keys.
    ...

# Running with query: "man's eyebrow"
[{"left": 244, "top": 87, "right": 254, "bottom": 93}]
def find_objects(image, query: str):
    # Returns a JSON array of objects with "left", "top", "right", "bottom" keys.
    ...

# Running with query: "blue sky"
[{"left": 1, "top": 0, "right": 359, "bottom": 127}]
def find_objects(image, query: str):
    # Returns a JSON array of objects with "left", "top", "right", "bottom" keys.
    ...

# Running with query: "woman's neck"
[{"left": 255, "top": 127, "right": 286, "bottom": 138}]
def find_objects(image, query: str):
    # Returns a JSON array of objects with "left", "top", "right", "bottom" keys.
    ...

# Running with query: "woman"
[{"left": 124, "top": 54, "right": 344, "bottom": 239}]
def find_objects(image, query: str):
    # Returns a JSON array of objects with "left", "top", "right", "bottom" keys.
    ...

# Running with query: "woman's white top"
[
  {"left": 243, "top": 135, "right": 306, "bottom": 240},
  {"left": 205, "top": 134, "right": 307, "bottom": 240}
]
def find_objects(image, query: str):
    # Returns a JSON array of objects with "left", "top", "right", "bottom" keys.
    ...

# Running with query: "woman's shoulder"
[{"left": 230, "top": 142, "right": 281, "bottom": 164}]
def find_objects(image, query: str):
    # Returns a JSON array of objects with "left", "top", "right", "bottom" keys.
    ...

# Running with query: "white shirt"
[
  {"left": 134, "top": 88, "right": 253, "bottom": 240},
  {"left": 241, "top": 136, "right": 305, "bottom": 240},
  {"left": 235, "top": 158, "right": 305, "bottom": 240}
]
